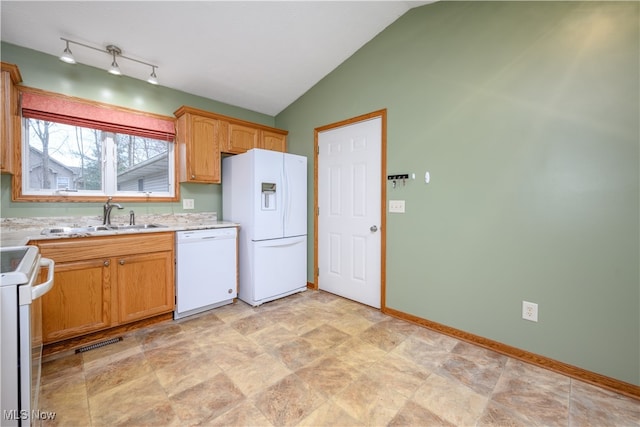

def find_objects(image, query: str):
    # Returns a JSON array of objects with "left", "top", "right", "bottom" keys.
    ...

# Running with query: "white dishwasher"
[{"left": 174, "top": 227, "right": 237, "bottom": 320}]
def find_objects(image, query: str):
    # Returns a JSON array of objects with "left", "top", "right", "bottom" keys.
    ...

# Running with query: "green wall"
[
  {"left": 276, "top": 2, "right": 639, "bottom": 385},
  {"left": 2, "top": 2, "right": 638, "bottom": 386},
  {"left": 0, "top": 42, "right": 275, "bottom": 218}
]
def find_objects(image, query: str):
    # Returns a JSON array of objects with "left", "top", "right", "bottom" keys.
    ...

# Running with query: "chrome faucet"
[
  {"left": 103, "top": 197, "right": 124, "bottom": 225},
  {"left": 129, "top": 210, "right": 135, "bottom": 226}
]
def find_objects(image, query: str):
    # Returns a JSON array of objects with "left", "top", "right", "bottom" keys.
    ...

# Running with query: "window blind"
[{"left": 20, "top": 90, "right": 175, "bottom": 141}]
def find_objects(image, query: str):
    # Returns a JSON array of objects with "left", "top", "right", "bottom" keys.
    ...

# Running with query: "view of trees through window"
[{"left": 23, "top": 118, "right": 173, "bottom": 196}]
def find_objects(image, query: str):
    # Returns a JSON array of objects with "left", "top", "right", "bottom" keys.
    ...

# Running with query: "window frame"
[{"left": 12, "top": 87, "right": 179, "bottom": 203}]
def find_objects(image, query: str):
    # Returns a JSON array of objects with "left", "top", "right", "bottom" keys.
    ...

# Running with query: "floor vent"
[{"left": 75, "top": 337, "right": 123, "bottom": 354}]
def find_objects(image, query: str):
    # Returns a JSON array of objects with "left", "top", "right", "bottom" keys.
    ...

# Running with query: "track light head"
[
  {"left": 59, "top": 40, "right": 76, "bottom": 64},
  {"left": 147, "top": 66, "right": 158, "bottom": 85},
  {"left": 106, "top": 45, "right": 122, "bottom": 75},
  {"left": 108, "top": 60, "right": 122, "bottom": 75}
]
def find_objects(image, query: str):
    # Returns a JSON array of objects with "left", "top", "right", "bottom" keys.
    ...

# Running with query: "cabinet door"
[
  {"left": 42, "top": 258, "right": 112, "bottom": 344},
  {"left": 178, "top": 114, "right": 220, "bottom": 183},
  {"left": 260, "top": 130, "right": 287, "bottom": 152},
  {"left": 224, "top": 122, "right": 259, "bottom": 154},
  {"left": 117, "top": 251, "right": 174, "bottom": 324},
  {"left": 0, "top": 69, "right": 18, "bottom": 174}
]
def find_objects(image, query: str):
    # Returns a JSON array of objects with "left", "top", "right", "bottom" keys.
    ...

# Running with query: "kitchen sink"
[
  {"left": 40, "top": 225, "right": 110, "bottom": 235},
  {"left": 106, "top": 224, "right": 168, "bottom": 230},
  {"left": 40, "top": 223, "right": 167, "bottom": 235}
]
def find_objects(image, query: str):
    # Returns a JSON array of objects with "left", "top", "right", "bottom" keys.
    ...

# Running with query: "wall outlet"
[
  {"left": 183, "top": 199, "right": 195, "bottom": 210},
  {"left": 522, "top": 301, "right": 538, "bottom": 322},
  {"left": 389, "top": 200, "right": 405, "bottom": 213}
]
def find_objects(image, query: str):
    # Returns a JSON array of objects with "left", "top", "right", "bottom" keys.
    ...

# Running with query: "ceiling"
[{"left": 1, "top": 1, "right": 433, "bottom": 116}]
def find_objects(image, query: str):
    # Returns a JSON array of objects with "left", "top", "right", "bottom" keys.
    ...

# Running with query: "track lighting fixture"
[
  {"left": 59, "top": 37, "right": 158, "bottom": 85},
  {"left": 59, "top": 40, "right": 76, "bottom": 64},
  {"left": 106, "top": 45, "right": 122, "bottom": 75},
  {"left": 147, "top": 66, "right": 158, "bottom": 85}
]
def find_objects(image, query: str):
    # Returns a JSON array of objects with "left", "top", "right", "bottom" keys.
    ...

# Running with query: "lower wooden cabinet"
[
  {"left": 33, "top": 232, "right": 174, "bottom": 344},
  {"left": 117, "top": 251, "right": 174, "bottom": 323},
  {"left": 41, "top": 258, "right": 111, "bottom": 343}
]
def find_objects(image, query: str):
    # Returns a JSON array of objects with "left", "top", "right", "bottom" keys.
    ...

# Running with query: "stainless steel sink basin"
[
  {"left": 40, "top": 223, "right": 167, "bottom": 235},
  {"left": 40, "top": 225, "right": 110, "bottom": 235},
  {"left": 107, "top": 224, "right": 168, "bottom": 230}
]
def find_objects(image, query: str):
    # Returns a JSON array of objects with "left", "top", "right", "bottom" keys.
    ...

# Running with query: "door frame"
[{"left": 313, "top": 109, "right": 387, "bottom": 310}]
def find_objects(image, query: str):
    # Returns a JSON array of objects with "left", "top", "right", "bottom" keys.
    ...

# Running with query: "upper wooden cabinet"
[
  {"left": 174, "top": 106, "right": 288, "bottom": 180},
  {"left": 260, "top": 129, "right": 287, "bottom": 152},
  {"left": 223, "top": 121, "right": 260, "bottom": 154},
  {"left": 1, "top": 62, "right": 22, "bottom": 174},
  {"left": 175, "top": 110, "right": 221, "bottom": 183}
]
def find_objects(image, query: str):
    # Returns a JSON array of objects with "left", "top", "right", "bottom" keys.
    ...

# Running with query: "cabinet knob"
[
  {"left": 228, "top": 289, "right": 233, "bottom": 294},
  {"left": 104, "top": 260, "right": 110, "bottom": 267},
  {"left": 191, "top": 174, "right": 196, "bottom": 179},
  {"left": 119, "top": 259, "right": 125, "bottom": 265}
]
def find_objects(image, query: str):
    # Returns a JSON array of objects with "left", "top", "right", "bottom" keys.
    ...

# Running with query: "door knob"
[{"left": 370, "top": 225, "right": 378, "bottom": 232}]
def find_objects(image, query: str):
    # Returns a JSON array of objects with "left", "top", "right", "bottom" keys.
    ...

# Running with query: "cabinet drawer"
[{"left": 34, "top": 232, "right": 174, "bottom": 263}]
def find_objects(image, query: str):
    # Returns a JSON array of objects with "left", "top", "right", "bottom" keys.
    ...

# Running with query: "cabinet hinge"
[
  {"left": 317, "top": 267, "right": 320, "bottom": 277},
  {"left": 316, "top": 146, "right": 319, "bottom": 155}
]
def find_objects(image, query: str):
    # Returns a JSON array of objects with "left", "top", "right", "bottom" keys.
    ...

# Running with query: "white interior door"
[{"left": 317, "top": 116, "right": 382, "bottom": 308}]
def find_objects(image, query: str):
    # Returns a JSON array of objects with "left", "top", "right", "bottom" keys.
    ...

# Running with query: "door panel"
[
  {"left": 318, "top": 117, "right": 382, "bottom": 308},
  {"left": 329, "top": 233, "right": 342, "bottom": 275}
]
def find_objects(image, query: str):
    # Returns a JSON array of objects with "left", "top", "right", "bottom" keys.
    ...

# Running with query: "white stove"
[{"left": 1, "top": 246, "right": 54, "bottom": 426}]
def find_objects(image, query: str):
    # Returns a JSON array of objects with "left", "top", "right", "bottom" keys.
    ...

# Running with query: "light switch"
[{"left": 389, "top": 200, "right": 405, "bottom": 213}]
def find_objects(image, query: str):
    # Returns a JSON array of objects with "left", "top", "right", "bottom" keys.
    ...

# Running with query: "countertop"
[{"left": 0, "top": 212, "right": 238, "bottom": 247}]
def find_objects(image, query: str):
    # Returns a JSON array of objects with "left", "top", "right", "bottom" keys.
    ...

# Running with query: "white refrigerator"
[{"left": 222, "top": 148, "right": 307, "bottom": 306}]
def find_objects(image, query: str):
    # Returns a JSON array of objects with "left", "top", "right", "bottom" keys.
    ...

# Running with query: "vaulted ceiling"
[{"left": 1, "top": 1, "right": 433, "bottom": 116}]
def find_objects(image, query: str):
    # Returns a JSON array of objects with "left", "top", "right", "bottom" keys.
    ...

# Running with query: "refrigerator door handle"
[
  {"left": 254, "top": 235, "right": 306, "bottom": 248},
  {"left": 283, "top": 163, "right": 290, "bottom": 231}
]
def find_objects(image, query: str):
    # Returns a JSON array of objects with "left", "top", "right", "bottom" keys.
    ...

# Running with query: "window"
[
  {"left": 16, "top": 88, "right": 177, "bottom": 202},
  {"left": 56, "top": 176, "right": 70, "bottom": 190},
  {"left": 23, "top": 119, "right": 173, "bottom": 197}
]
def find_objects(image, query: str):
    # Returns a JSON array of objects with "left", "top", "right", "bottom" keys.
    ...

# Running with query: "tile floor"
[{"left": 40, "top": 290, "right": 639, "bottom": 426}]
